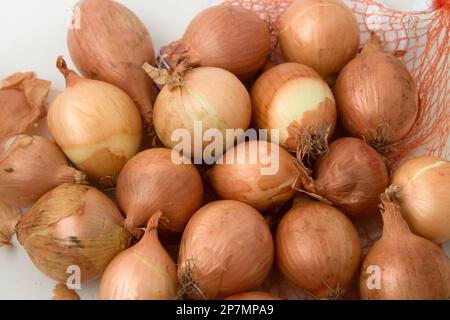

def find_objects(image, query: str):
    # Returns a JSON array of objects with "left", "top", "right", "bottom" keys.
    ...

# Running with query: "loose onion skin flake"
[
  {"left": 178, "top": 200, "right": 274, "bottom": 300},
  {"left": 225, "top": 292, "right": 282, "bottom": 300},
  {"left": 0, "top": 200, "right": 21, "bottom": 247}
]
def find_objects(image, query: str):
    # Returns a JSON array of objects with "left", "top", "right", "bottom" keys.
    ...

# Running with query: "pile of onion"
[
  {"left": 251, "top": 63, "right": 337, "bottom": 157},
  {"left": 276, "top": 195, "right": 361, "bottom": 299},
  {"left": 178, "top": 200, "right": 274, "bottom": 300},
  {"left": 360, "top": 194, "right": 450, "bottom": 300},
  {"left": 47, "top": 58, "right": 142, "bottom": 186},
  {"left": 334, "top": 34, "right": 419, "bottom": 151},
  {"left": 208, "top": 140, "right": 298, "bottom": 211},
  {"left": 0, "top": 134, "right": 86, "bottom": 208},
  {"left": 16, "top": 184, "right": 132, "bottom": 283},
  {"left": 68, "top": 0, "right": 156, "bottom": 126},
  {"left": 296, "top": 137, "right": 389, "bottom": 219},
  {"left": 174, "top": 5, "right": 270, "bottom": 80},
  {"left": 388, "top": 156, "right": 450, "bottom": 244},
  {"left": 279, "top": 0, "right": 360, "bottom": 82},
  {"left": 116, "top": 148, "right": 204, "bottom": 235},
  {"left": 99, "top": 212, "right": 178, "bottom": 300}
]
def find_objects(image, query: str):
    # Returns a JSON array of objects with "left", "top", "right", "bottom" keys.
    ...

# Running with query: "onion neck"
[
  {"left": 56, "top": 56, "right": 83, "bottom": 88},
  {"left": 142, "top": 211, "right": 165, "bottom": 244},
  {"left": 54, "top": 166, "right": 87, "bottom": 185},
  {"left": 380, "top": 193, "right": 411, "bottom": 238},
  {"left": 143, "top": 62, "right": 184, "bottom": 90},
  {"left": 362, "top": 32, "right": 383, "bottom": 55}
]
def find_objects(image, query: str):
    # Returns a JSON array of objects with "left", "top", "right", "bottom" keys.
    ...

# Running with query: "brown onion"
[
  {"left": 16, "top": 184, "right": 132, "bottom": 283},
  {"left": 335, "top": 34, "right": 419, "bottom": 151},
  {"left": 116, "top": 148, "right": 204, "bottom": 234},
  {"left": 297, "top": 137, "right": 389, "bottom": 219},
  {"left": 0, "top": 135, "right": 86, "bottom": 208},
  {"left": 276, "top": 195, "right": 361, "bottom": 299},
  {"left": 279, "top": 0, "right": 360, "bottom": 81},
  {"left": 175, "top": 5, "right": 270, "bottom": 80},
  {"left": 178, "top": 200, "right": 274, "bottom": 300},
  {"left": 225, "top": 292, "right": 281, "bottom": 300},
  {"left": 360, "top": 194, "right": 450, "bottom": 300},
  {"left": 99, "top": 212, "right": 179, "bottom": 300},
  {"left": 0, "top": 200, "right": 21, "bottom": 247},
  {"left": 68, "top": 0, "right": 155, "bottom": 126},
  {"left": 208, "top": 140, "right": 298, "bottom": 211}
]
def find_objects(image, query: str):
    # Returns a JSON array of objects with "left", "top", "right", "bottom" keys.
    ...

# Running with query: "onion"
[
  {"left": 0, "top": 135, "right": 87, "bottom": 208},
  {"left": 178, "top": 200, "right": 274, "bottom": 300},
  {"left": 208, "top": 140, "right": 298, "bottom": 211},
  {"left": 334, "top": 34, "right": 419, "bottom": 151},
  {"left": 225, "top": 292, "right": 281, "bottom": 300},
  {"left": 360, "top": 194, "right": 450, "bottom": 300},
  {"left": 68, "top": 0, "right": 156, "bottom": 126},
  {"left": 16, "top": 184, "right": 132, "bottom": 283},
  {"left": 116, "top": 148, "right": 204, "bottom": 234},
  {"left": 0, "top": 200, "right": 21, "bottom": 247},
  {"left": 389, "top": 156, "right": 450, "bottom": 244},
  {"left": 99, "top": 212, "right": 178, "bottom": 300},
  {"left": 47, "top": 58, "right": 142, "bottom": 186},
  {"left": 297, "top": 137, "right": 389, "bottom": 219},
  {"left": 52, "top": 284, "right": 80, "bottom": 300},
  {"left": 251, "top": 63, "right": 337, "bottom": 157},
  {"left": 175, "top": 5, "right": 271, "bottom": 80},
  {"left": 279, "top": 0, "right": 360, "bottom": 81},
  {"left": 276, "top": 195, "right": 361, "bottom": 299}
]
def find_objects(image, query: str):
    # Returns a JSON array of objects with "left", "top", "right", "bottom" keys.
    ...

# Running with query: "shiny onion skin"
[
  {"left": 251, "top": 63, "right": 337, "bottom": 156},
  {"left": 390, "top": 156, "right": 450, "bottom": 244},
  {"left": 225, "top": 292, "right": 282, "bottom": 300},
  {"left": 276, "top": 196, "right": 361, "bottom": 299},
  {"left": 178, "top": 200, "right": 274, "bottom": 300},
  {"left": 0, "top": 135, "right": 86, "bottom": 208},
  {"left": 360, "top": 196, "right": 450, "bottom": 300},
  {"left": 177, "top": 5, "right": 271, "bottom": 80},
  {"left": 116, "top": 148, "right": 204, "bottom": 234},
  {"left": 99, "top": 212, "right": 179, "bottom": 300},
  {"left": 334, "top": 35, "right": 419, "bottom": 151},
  {"left": 279, "top": 0, "right": 360, "bottom": 80},
  {"left": 208, "top": 140, "right": 298, "bottom": 211},
  {"left": 298, "top": 138, "right": 389, "bottom": 219},
  {"left": 68, "top": 0, "right": 156, "bottom": 126},
  {"left": 16, "top": 184, "right": 132, "bottom": 283},
  {"left": 47, "top": 58, "right": 142, "bottom": 186}
]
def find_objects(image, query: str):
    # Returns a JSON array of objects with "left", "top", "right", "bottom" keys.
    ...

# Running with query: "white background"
[{"left": 0, "top": 0, "right": 446, "bottom": 300}]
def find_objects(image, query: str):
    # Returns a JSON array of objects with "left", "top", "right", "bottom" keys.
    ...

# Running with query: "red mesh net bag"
[{"left": 162, "top": 0, "right": 450, "bottom": 299}]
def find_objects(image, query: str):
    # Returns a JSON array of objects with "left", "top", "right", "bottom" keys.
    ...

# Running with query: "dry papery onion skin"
[
  {"left": 390, "top": 156, "right": 450, "bottom": 244},
  {"left": 0, "top": 200, "right": 21, "bottom": 247},
  {"left": 16, "top": 184, "right": 132, "bottom": 283},
  {"left": 47, "top": 58, "right": 142, "bottom": 186},
  {"left": 251, "top": 62, "right": 337, "bottom": 156},
  {"left": 208, "top": 140, "right": 298, "bottom": 211},
  {"left": 178, "top": 200, "right": 274, "bottom": 300},
  {"left": 0, "top": 134, "right": 87, "bottom": 208},
  {"left": 177, "top": 5, "right": 271, "bottom": 80},
  {"left": 52, "top": 283, "right": 80, "bottom": 300},
  {"left": 225, "top": 292, "right": 282, "bottom": 300},
  {"left": 68, "top": 0, "right": 156, "bottom": 126}
]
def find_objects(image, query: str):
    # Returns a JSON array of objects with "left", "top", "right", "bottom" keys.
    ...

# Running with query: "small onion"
[
  {"left": 68, "top": 0, "right": 156, "bottom": 126},
  {"left": 176, "top": 5, "right": 270, "bottom": 80},
  {"left": 360, "top": 195, "right": 450, "bottom": 300},
  {"left": 276, "top": 195, "right": 361, "bottom": 299},
  {"left": 225, "top": 292, "right": 281, "bottom": 300},
  {"left": 47, "top": 58, "right": 142, "bottom": 186},
  {"left": 116, "top": 148, "right": 204, "bottom": 234},
  {"left": 208, "top": 140, "right": 298, "bottom": 211},
  {"left": 0, "top": 135, "right": 86, "bottom": 208},
  {"left": 16, "top": 184, "right": 132, "bottom": 283},
  {"left": 389, "top": 156, "right": 450, "bottom": 244},
  {"left": 279, "top": 0, "right": 360, "bottom": 81},
  {"left": 334, "top": 34, "right": 419, "bottom": 151},
  {"left": 99, "top": 212, "right": 179, "bottom": 300},
  {"left": 251, "top": 63, "right": 337, "bottom": 156},
  {"left": 178, "top": 200, "right": 274, "bottom": 300}
]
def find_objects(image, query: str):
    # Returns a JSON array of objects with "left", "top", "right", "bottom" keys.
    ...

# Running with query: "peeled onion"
[
  {"left": 279, "top": 0, "right": 360, "bottom": 81},
  {"left": 16, "top": 184, "right": 132, "bottom": 283},
  {"left": 178, "top": 200, "right": 274, "bottom": 300},
  {"left": 251, "top": 63, "right": 337, "bottom": 157},
  {"left": 68, "top": 0, "right": 156, "bottom": 126},
  {"left": 116, "top": 148, "right": 204, "bottom": 234},
  {"left": 225, "top": 292, "right": 281, "bottom": 300},
  {"left": 208, "top": 140, "right": 298, "bottom": 211},
  {"left": 0, "top": 135, "right": 86, "bottom": 208},
  {"left": 47, "top": 58, "right": 142, "bottom": 186},
  {"left": 389, "top": 156, "right": 450, "bottom": 244},
  {"left": 99, "top": 212, "right": 178, "bottom": 300}
]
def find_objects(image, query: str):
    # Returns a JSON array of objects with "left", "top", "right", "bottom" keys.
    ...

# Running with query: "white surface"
[{"left": 0, "top": 0, "right": 445, "bottom": 300}]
